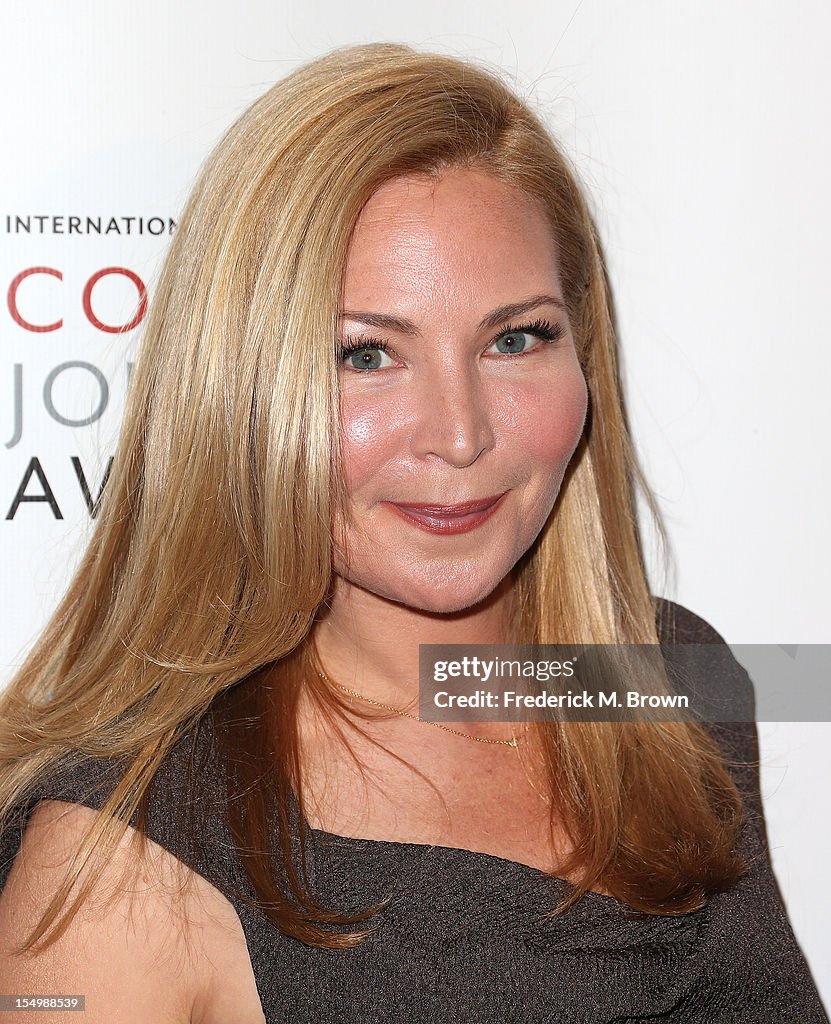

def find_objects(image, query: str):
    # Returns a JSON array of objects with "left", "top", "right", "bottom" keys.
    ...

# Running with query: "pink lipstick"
[{"left": 384, "top": 491, "right": 508, "bottom": 535}]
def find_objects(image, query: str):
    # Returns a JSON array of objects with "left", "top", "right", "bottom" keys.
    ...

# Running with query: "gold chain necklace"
[{"left": 315, "top": 666, "right": 523, "bottom": 748}]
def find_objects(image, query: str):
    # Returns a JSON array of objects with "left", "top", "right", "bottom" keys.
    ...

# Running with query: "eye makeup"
[{"left": 338, "top": 317, "right": 566, "bottom": 370}]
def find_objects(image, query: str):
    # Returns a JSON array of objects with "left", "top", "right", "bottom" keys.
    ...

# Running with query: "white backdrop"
[{"left": 1, "top": 0, "right": 828, "bottom": 1005}]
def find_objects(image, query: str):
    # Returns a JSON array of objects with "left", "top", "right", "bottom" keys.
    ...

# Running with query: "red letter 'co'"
[{"left": 8, "top": 266, "right": 148, "bottom": 333}]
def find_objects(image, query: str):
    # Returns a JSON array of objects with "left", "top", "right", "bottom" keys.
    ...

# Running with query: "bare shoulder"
[{"left": 0, "top": 799, "right": 265, "bottom": 1024}]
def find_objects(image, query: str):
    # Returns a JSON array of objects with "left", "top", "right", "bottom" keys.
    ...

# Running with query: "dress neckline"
[
  {"left": 282, "top": 762, "right": 627, "bottom": 906},
  {"left": 303, "top": 822, "right": 630, "bottom": 909}
]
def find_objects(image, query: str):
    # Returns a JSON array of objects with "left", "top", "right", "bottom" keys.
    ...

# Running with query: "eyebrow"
[{"left": 337, "top": 294, "right": 566, "bottom": 336}]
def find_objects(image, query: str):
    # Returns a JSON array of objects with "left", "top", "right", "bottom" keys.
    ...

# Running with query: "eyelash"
[{"left": 338, "top": 318, "right": 566, "bottom": 369}]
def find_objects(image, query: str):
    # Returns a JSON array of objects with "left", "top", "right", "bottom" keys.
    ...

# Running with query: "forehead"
[{"left": 341, "top": 168, "right": 561, "bottom": 310}]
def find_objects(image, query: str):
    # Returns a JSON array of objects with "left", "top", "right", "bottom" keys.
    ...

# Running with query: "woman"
[{"left": 0, "top": 42, "right": 826, "bottom": 1023}]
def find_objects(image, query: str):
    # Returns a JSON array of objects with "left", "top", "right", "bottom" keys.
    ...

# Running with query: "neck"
[{"left": 310, "top": 574, "right": 516, "bottom": 706}]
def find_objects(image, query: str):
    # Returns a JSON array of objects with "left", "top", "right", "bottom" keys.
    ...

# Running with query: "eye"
[
  {"left": 338, "top": 318, "right": 567, "bottom": 372},
  {"left": 490, "top": 330, "right": 536, "bottom": 356},
  {"left": 487, "top": 318, "right": 566, "bottom": 357},
  {"left": 339, "top": 338, "right": 396, "bottom": 371}
]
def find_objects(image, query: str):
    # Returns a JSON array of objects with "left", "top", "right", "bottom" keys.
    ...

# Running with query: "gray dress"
[{"left": 1, "top": 599, "right": 828, "bottom": 1022}]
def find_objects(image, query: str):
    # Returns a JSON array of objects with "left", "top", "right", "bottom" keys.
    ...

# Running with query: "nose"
[{"left": 409, "top": 363, "right": 496, "bottom": 468}]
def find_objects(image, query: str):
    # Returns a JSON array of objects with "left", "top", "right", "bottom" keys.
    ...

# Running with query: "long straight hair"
[{"left": 0, "top": 41, "right": 745, "bottom": 952}]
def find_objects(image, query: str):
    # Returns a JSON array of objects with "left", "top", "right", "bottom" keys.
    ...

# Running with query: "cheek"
[
  {"left": 504, "top": 367, "right": 588, "bottom": 471},
  {"left": 338, "top": 393, "right": 401, "bottom": 494}
]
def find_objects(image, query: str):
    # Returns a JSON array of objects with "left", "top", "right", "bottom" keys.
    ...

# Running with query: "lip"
[{"left": 384, "top": 491, "right": 508, "bottom": 535}]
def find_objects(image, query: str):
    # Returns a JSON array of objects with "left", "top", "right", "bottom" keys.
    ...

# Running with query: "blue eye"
[
  {"left": 488, "top": 319, "right": 565, "bottom": 356},
  {"left": 339, "top": 340, "right": 395, "bottom": 371},
  {"left": 491, "top": 331, "right": 533, "bottom": 355},
  {"left": 338, "top": 318, "right": 566, "bottom": 372}
]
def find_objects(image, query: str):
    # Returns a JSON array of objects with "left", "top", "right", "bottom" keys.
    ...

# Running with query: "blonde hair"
[{"left": 0, "top": 41, "right": 745, "bottom": 952}]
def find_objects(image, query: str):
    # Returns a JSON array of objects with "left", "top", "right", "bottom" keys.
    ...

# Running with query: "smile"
[{"left": 384, "top": 491, "right": 509, "bottom": 535}]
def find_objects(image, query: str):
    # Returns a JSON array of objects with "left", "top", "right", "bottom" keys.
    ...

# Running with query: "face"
[{"left": 332, "top": 166, "right": 588, "bottom": 615}]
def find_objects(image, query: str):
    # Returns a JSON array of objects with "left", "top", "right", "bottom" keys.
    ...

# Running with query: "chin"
[
  {"left": 375, "top": 571, "right": 507, "bottom": 615},
  {"left": 333, "top": 544, "right": 523, "bottom": 616}
]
